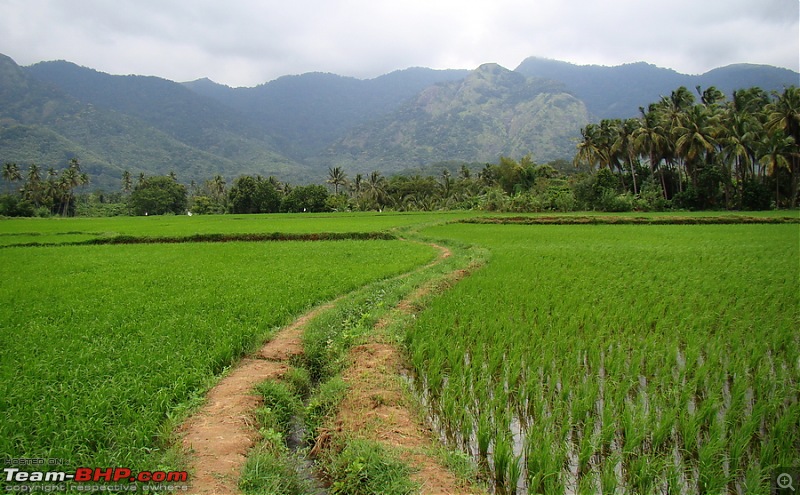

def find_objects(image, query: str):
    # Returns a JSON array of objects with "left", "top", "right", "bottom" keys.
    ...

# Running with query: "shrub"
[{"left": 328, "top": 439, "right": 417, "bottom": 495}]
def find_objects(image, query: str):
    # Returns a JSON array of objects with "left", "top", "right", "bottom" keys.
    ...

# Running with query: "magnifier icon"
[{"left": 778, "top": 472, "right": 795, "bottom": 492}]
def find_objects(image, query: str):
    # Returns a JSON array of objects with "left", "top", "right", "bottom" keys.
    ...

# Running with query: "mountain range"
[{"left": 0, "top": 52, "right": 796, "bottom": 190}]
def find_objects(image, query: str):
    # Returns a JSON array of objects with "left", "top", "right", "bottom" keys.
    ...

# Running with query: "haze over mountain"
[{"left": 0, "top": 52, "right": 796, "bottom": 190}]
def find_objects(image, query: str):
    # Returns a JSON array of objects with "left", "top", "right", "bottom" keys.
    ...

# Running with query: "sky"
[{"left": 1, "top": 0, "right": 798, "bottom": 88}]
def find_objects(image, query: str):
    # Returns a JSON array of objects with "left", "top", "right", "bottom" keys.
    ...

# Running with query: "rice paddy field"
[
  {"left": 0, "top": 211, "right": 797, "bottom": 494},
  {"left": 0, "top": 237, "right": 437, "bottom": 471},
  {"left": 408, "top": 223, "right": 799, "bottom": 494}
]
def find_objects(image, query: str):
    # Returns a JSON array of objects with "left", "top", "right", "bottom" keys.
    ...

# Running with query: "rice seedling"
[{"left": 405, "top": 223, "right": 798, "bottom": 493}]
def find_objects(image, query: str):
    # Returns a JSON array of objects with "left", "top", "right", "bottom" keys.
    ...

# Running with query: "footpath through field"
[
  {"left": 178, "top": 240, "right": 484, "bottom": 495},
  {"left": 179, "top": 300, "right": 337, "bottom": 495}
]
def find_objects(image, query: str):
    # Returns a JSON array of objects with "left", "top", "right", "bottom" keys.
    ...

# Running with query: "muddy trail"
[
  {"left": 178, "top": 303, "right": 334, "bottom": 495},
  {"left": 178, "top": 241, "right": 483, "bottom": 495}
]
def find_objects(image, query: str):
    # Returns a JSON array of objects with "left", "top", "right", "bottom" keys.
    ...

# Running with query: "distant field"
[
  {"left": 0, "top": 211, "right": 476, "bottom": 243},
  {"left": 1, "top": 209, "right": 795, "bottom": 246},
  {"left": 408, "top": 223, "right": 799, "bottom": 493},
  {"left": 0, "top": 239, "right": 436, "bottom": 471}
]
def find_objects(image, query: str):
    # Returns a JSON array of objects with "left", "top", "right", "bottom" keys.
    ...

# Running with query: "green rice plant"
[
  {"left": 697, "top": 434, "right": 728, "bottom": 494},
  {"left": 476, "top": 413, "right": 492, "bottom": 462},
  {"left": 599, "top": 452, "right": 619, "bottom": 494},
  {"left": 492, "top": 432, "right": 513, "bottom": 493},
  {"left": 405, "top": 223, "right": 798, "bottom": 493}
]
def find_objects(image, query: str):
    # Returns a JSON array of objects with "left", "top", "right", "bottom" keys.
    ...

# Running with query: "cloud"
[{"left": 1, "top": 0, "right": 797, "bottom": 87}]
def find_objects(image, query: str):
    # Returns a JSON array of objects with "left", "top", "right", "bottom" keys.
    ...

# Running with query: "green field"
[
  {"left": 408, "top": 223, "right": 799, "bottom": 493},
  {"left": 0, "top": 238, "right": 436, "bottom": 470},
  {"left": 1, "top": 213, "right": 798, "bottom": 494}
]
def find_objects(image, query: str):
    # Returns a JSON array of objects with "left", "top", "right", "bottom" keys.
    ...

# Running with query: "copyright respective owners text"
[
  {"left": 774, "top": 468, "right": 800, "bottom": 495},
  {"left": 3, "top": 459, "right": 189, "bottom": 493}
]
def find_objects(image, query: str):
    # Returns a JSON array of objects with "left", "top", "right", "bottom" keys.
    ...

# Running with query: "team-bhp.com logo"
[{"left": 4, "top": 467, "right": 188, "bottom": 492}]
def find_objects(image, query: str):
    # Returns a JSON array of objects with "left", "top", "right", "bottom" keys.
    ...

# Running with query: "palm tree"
[
  {"left": 764, "top": 87, "right": 800, "bottom": 207},
  {"left": 611, "top": 118, "right": 642, "bottom": 194},
  {"left": 58, "top": 160, "right": 83, "bottom": 216},
  {"left": 575, "top": 123, "right": 605, "bottom": 170},
  {"left": 23, "top": 164, "right": 43, "bottom": 207},
  {"left": 720, "top": 108, "right": 760, "bottom": 206},
  {"left": 439, "top": 169, "right": 453, "bottom": 199},
  {"left": 633, "top": 106, "right": 670, "bottom": 198},
  {"left": 326, "top": 166, "right": 347, "bottom": 195},
  {"left": 210, "top": 175, "right": 226, "bottom": 200},
  {"left": 674, "top": 104, "right": 720, "bottom": 189},
  {"left": 365, "top": 171, "right": 387, "bottom": 209},
  {"left": 759, "top": 132, "right": 795, "bottom": 207},
  {"left": 2, "top": 162, "right": 22, "bottom": 194},
  {"left": 121, "top": 170, "right": 133, "bottom": 194},
  {"left": 350, "top": 173, "right": 363, "bottom": 197}
]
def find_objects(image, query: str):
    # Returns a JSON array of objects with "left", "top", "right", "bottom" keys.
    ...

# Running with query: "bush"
[
  {"left": 600, "top": 190, "right": 635, "bottom": 212},
  {"left": 129, "top": 176, "right": 187, "bottom": 215},
  {"left": 239, "top": 448, "right": 307, "bottom": 495},
  {"left": 254, "top": 381, "right": 301, "bottom": 436},
  {"left": 281, "top": 185, "right": 329, "bottom": 213},
  {"left": 0, "top": 195, "right": 35, "bottom": 217},
  {"left": 739, "top": 180, "right": 771, "bottom": 210},
  {"left": 328, "top": 439, "right": 418, "bottom": 495}
]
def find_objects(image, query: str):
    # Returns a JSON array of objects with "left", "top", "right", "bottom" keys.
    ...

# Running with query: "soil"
[
  {"left": 178, "top": 302, "right": 334, "bottom": 495},
  {"left": 331, "top": 253, "right": 484, "bottom": 495}
]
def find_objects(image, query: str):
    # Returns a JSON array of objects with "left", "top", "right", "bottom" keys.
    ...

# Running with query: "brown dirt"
[
  {"left": 330, "top": 254, "right": 485, "bottom": 495},
  {"left": 178, "top": 302, "right": 334, "bottom": 495}
]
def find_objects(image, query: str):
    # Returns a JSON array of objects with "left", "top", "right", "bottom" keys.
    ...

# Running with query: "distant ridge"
[
  {"left": 515, "top": 57, "right": 799, "bottom": 118},
  {"left": 0, "top": 51, "right": 796, "bottom": 189}
]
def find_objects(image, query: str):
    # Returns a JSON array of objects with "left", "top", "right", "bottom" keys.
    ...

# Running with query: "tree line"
[
  {"left": 575, "top": 85, "right": 799, "bottom": 209},
  {"left": 2, "top": 85, "right": 797, "bottom": 217},
  {"left": 1, "top": 159, "right": 89, "bottom": 216}
]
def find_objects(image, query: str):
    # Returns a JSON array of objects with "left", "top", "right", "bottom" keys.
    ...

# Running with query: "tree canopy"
[{"left": 129, "top": 175, "right": 187, "bottom": 215}]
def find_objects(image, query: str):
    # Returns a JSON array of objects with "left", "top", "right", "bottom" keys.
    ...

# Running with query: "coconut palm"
[
  {"left": 365, "top": 171, "right": 387, "bottom": 209},
  {"left": 611, "top": 118, "right": 642, "bottom": 194},
  {"left": 764, "top": 87, "right": 800, "bottom": 206},
  {"left": 2, "top": 162, "right": 22, "bottom": 194},
  {"left": 121, "top": 170, "right": 133, "bottom": 194},
  {"left": 674, "top": 104, "right": 721, "bottom": 189},
  {"left": 633, "top": 106, "right": 670, "bottom": 198},
  {"left": 326, "top": 166, "right": 347, "bottom": 195},
  {"left": 759, "top": 132, "right": 795, "bottom": 206},
  {"left": 22, "top": 164, "right": 43, "bottom": 207}
]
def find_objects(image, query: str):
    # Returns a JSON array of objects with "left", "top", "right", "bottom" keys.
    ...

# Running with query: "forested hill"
[
  {"left": 183, "top": 67, "right": 470, "bottom": 161},
  {"left": 515, "top": 57, "right": 799, "bottom": 119},
  {"left": 326, "top": 63, "right": 589, "bottom": 170},
  {"left": 0, "top": 54, "right": 308, "bottom": 190},
  {"left": 0, "top": 51, "right": 796, "bottom": 191}
]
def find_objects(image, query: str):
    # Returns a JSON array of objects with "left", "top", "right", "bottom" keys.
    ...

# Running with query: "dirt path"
[
  {"left": 178, "top": 303, "right": 334, "bottom": 495},
  {"left": 330, "top": 249, "right": 485, "bottom": 495},
  {"left": 178, "top": 241, "right": 481, "bottom": 495}
]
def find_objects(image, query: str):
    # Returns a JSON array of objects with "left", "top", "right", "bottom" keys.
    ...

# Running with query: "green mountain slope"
[
  {"left": 25, "top": 60, "right": 307, "bottom": 181},
  {"left": 183, "top": 67, "right": 470, "bottom": 161},
  {"left": 515, "top": 57, "right": 799, "bottom": 118},
  {"left": 326, "top": 63, "right": 589, "bottom": 172}
]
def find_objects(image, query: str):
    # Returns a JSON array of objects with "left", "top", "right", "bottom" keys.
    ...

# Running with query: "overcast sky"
[{"left": 1, "top": 0, "right": 797, "bottom": 88}]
